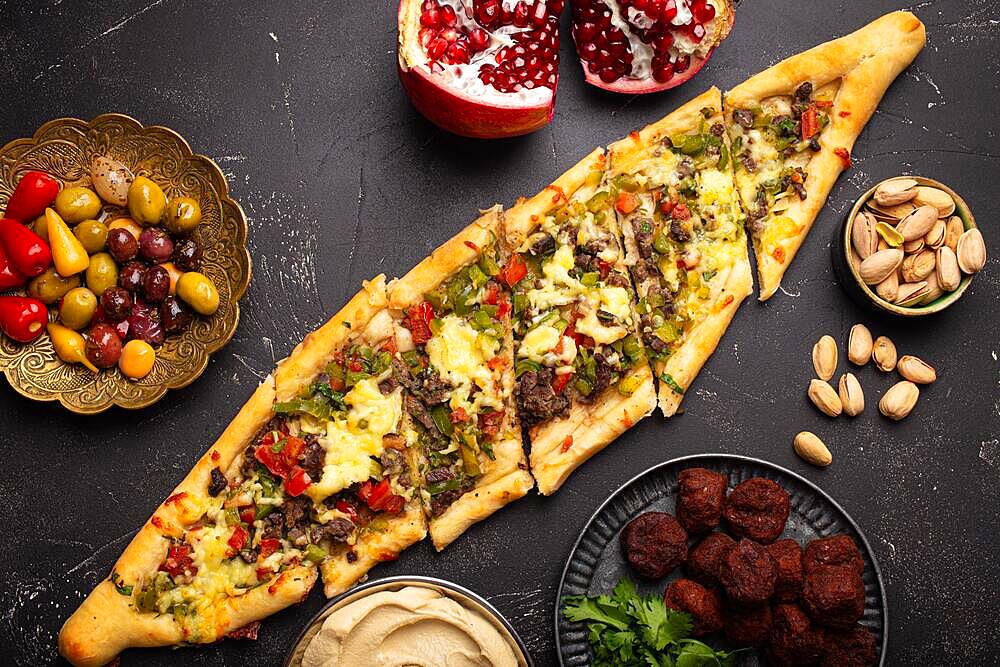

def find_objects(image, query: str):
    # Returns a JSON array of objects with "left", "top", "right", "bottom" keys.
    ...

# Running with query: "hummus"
[{"left": 301, "top": 585, "right": 521, "bottom": 667}]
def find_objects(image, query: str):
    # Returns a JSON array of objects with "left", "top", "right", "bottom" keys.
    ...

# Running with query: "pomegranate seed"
[
  {"left": 439, "top": 4, "right": 457, "bottom": 26},
  {"left": 576, "top": 21, "right": 599, "bottom": 42},
  {"left": 420, "top": 7, "right": 440, "bottom": 28},
  {"left": 428, "top": 37, "right": 448, "bottom": 60},
  {"left": 475, "top": 0, "right": 500, "bottom": 26},
  {"left": 663, "top": 0, "right": 677, "bottom": 21},
  {"left": 419, "top": 28, "right": 436, "bottom": 48},
  {"left": 599, "top": 67, "right": 619, "bottom": 83},
  {"left": 692, "top": 0, "right": 716, "bottom": 23},
  {"left": 579, "top": 41, "right": 597, "bottom": 59},
  {"left": 674, "top": 54, "right": 690, "bottom": 72},
  {"left": 532, "top": 2, "right": 548, "bottom": 27},
  {"left": 446, "top": 41, "right": 470, "bottom": 64},
  {"left": 652, "top": 61, "right": 674, "bottom": 82},
  {"left": 513, "top": 1, "right": 530, "bottom": 27},
  {"left": 468, "top": 27, "right": 490, "bottom": 51},
  {"left": 687, "top": 22, "right": 705, "bottom": 42},
  {"left": 440, "top": 27, "right": 461, "bottom": 42},
  {"left": 548, "top": 0, "right": 564, "bottom": 13},
  {"left": 654, "top": 32, "right": 674, "bottom": 52}
]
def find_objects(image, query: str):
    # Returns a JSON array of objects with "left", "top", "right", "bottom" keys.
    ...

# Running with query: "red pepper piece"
[
  {"left": 404, "top": 301, "right": 436, "bottom": 345},
  {"left": 227, "top": 621, "right": 261, "bottom": 641},
  {"left": 259, "top": 538, "right": 282, "bottom": 558},
  {"left": 0, "top": 218, "right": 51, "bottom": 277},
  {"left": 284, "top": 465, "right": 312, "bottom": 496},
  {"left": 0, "top": 242, "right": 27, "bottom": 291},
  {"left": 0, "top": 296, "right": 47, "bottom": 342},
  {"left": 496, "top": 298, "right": 511, "bottom": 319},
  {"left": 360, "top": 478, "right": 404, "bottom": 513},
  {"left": 671, "top": 203, "right": 691, "bottom": 221},
  {"left": 227, "top": 525, "right": 249, "bottom": 555},
  {"left": 552, "top": 371, "right": 573, "bottom": 394},
  {"left": 335, "top": 500, "right": 358, "bottom": 522},
  {"left": 238, "top": 506, "right": 256, "bottom": 524},
  {"left": 449, "top": 407, "right": 469, "bottom": 423},
  {"left": 615, "top": 192, "right": 640, "bottom": 214},
  {"left": 834, "top": 147, "right": 852, "bottom": 169},
  {"left": 483, "top": 283, "right": 500, "bottom": 305},
  {"left": 800, "top": 104, "right": 819, "bottom": 140},
  {"left": 159, "top": 544, "right": 197, "bottom": 578},
  {"left": 4, "top": 171, "right": 59, "bottom": 222},
  {"left": 478, "top": 409, "right": 504, "bottom": 438},
  {"left": 499, "top": 253, "right": 527, "bottom": 287}
]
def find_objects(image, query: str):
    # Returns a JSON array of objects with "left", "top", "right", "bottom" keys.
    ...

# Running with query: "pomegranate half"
[
  {"left": 570, "top": 0, "right": 735, "bottom": 93},
  {"left": 398, "top": 1, "right": 563, "bottom": 138}
]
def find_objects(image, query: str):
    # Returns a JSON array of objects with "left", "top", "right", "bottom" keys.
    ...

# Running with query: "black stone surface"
[{"left": 1, "top": 1, "right": 998, "bottom": 665}]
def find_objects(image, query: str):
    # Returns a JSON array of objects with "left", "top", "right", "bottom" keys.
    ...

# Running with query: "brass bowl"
[
  {"left": 0, "top": 114, "right": 251, "bottom": 414},
  {"left": 834, "top": 176, "right": 977, "bottom": 317}
]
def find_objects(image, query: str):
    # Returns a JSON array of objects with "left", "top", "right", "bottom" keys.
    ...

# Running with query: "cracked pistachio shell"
[
  {"left": 956, "top": 228, "right": 987, "bottom": 274},
  {"left": 896, "top": 206, "right": 938, "bottom": 242},
  {"left": 901, "top": 250, "right": 936, "bottom": 283},
  {"left": 935, "top": 246, "right": 961, "bottom": 292},
  {"left": 808, "top": 379, "right": 843, "bottom": 417},
  {"left": 897, "top": 355, "right": 937, "bottom": 384},
  {"left": 873, "top": 336, "right": 897, "bottom": 372},
  {"left": 838, "top": 373, "right": 865, "bottom": 417},
  {"left": 859, "top": 249, "right": 904, "bottom": 285},
  {"left": 895, "top": 281, "right": 929, "bottom": 307},
  {"left": 925, "top": 219, "right": 947, "bottom": 248},
  {"left": 913, "top": 186, "right": 956, "bottom": 217},
  {"left": 875, "top": 269, "right": 899, "bottom": 302},
  {"left": 918, "top": 271, "right": 944, "bottom": 306},
  {"left": 851, "top": 212, "right": 878, "bottom": 260},
  {"left": 873, "top": 178, "right": 918, "bottom": 207},
  {"left": 944, "top": 216, "right": 964, "bottom": 252}
]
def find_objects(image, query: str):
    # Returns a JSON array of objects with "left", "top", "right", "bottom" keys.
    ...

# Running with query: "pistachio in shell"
[
  {"left": 793, "top": 431, "right": 833, "bottom": 467},
  {"left": 935, "top": 246, "right": 961, "bottom": 291},
  {"left": 913, "top": 186, "right": 956, "bottom": 217},
  {"left": 847, "top": 324, "right": 873, "bottom": 366},
  {"left": 902, "top": 238, "right": 925, "bottom": 254},
  {"left": 873, "top": 336, "right": 897, "bottom": 372},
  {"left": 897, "top": 355, "right": 937, "bottom": 384},
  {"left": 956, "top": 228, "right": 987, "bottom": 274},
  {"left": 851, "top": 212, "right": 878, "bottom": 260},
  {"left": 875, "top": 269, "right": 899, "bottom": 302},
  {"left": 873, "top": 178, "right": 918, "bottom": 207},
  {"left": 901, "top": 249, "right": 936, "bottom": 283},
  {"left": 812, "top": 335, "right": 838, "bottom": 381},
  {"left": 867, "top": 200, "right": 915, "bottom": 221},
  {"left": 838, "top": 372, "right": 865, "bottom": 417},
  {"left": 919, "top": 271, "right": 944, "bottom": 306},
  {"left": 896, "top": 205, "right": 938, "bottom": 242},
  {"left": 924, "top": 219, "right": 947, "bottom": 249},
  {"left": 879, "top": 381, "right": 920, "bottom": 421},
  {"left": 895, "top": 281, "right": 930, "bottom": 307},
  {"left": 944, "top": 216, "right": 964, "bottom": 252},
  {"left": 859, "top": 248, "right": 904, "bottom": 285},
  {"left": 808, "top": 379, "right": 843, "bottom": 417}
]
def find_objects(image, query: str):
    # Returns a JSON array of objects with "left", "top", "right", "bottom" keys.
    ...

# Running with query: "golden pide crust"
[
  {"left": 610, "top": 87, "right": 754, "bottom": 417},
  {"left": 389, "top": 207, "right": 534, "bottom": 550},
  {"left": 503, "top": 149, "right": 656, "bottom": 495},
  {"left": 59, "top": 276, "right": 428, "bottom": 665},
  {"left": 726, "top": 11, "right": 926, "bottom": 300}
]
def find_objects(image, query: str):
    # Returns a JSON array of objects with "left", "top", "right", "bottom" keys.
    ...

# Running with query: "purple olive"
[
  {"left": 119, "top": 261, "right": 146, "bottom": 293},
  {"left": 160, "top": 296, "right": 193, "bottom": 333},
  {"left": 100, "top": 287, "right": 133, "bottom": 322},
  {"left": 127, "top": 304, "right": 165, "bottom": 347},
  {"left": 172, "top": 238, "right": 203, "bottom": 272},
  {"left": 139, "top": 227, "right": 174, "bottom": 264},
  {"left": 106, "top": 228, "right": 138, "bottom": 263},
  {"left": 86, "top": 323, "right": 123, "bottom": 369},
  {"left": 142, "top": 265, "right": 170, "bottom": 303}
]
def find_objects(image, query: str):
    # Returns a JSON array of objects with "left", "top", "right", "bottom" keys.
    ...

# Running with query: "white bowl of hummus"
[{"left": 284, "top": 576, "right": 533, "bottom": 667}]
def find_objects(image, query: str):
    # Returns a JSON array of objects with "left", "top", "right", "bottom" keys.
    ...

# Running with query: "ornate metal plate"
[
  {"left": 0, "top": 114, "right": 251, "bottom": 414},
  {"left": 556, "top": 454, "right": 888, "bottom": 666}
]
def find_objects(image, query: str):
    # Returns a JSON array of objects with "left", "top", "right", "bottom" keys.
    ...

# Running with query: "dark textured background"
[{"left": 1, "top": 0, "right": 998, "bottom": 665}]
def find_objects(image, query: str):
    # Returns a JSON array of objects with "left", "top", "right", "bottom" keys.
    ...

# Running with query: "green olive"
[
  {"left": 31, "top": 215, "right": 49, "bottom": 243},
  {"left": 127, "top": 176, "right": 167, "bottom": 226},
  {"left": 176, "top": 271, "right": 220, "bottom": 316},
  {"left": 85, "top": 253, "right": 119, "bottom": 296},
  {"left": 74, "top": 219, "right": 109, "bottom": 254},
  {"left": 60, "top": 287, "right": 98, "bottom": 330},
  {"left": 28, "top": 268, "right": 81, "bottom": 305},
  {"left": 164, "top": 196, "right": 202, "bottom": 234},
  {"left": 55, "top": 186, "right": 103, "bottom": 224}
]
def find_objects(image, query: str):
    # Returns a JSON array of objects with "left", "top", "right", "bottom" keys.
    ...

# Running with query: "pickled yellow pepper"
[
  {"left": 47, "top": 322, "right": 98, "bottom": 372},
  {"left": 45, "top": 208, "right": 90, "bottom": 276}
]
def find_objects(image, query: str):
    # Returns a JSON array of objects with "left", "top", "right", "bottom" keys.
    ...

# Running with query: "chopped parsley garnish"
[
  {"left": 111, "top": 571, "right": 133, "bottom": 596},
  {"left": 660, "top": 372, "right": 685, "bottom": 395}
]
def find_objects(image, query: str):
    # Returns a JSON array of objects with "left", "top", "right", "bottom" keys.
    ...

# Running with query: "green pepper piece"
[
  {"left": 512, "top": 293, "right": 529, "bottom": 314},
  {"left": 585, "top": 169, "right": 604, "bottom": 188},
  {"left": 718, "top": 143, "right": 730, "bottom": 170},
  {"left": 731, "top": 135, "right": 743, "bottom": 155},
  {"left": 586, "top": 191, "right": 610, "bottom": 213},
  {"left": 515, "top": 358, "right": 542, "bottom": 378},
  {"left": 428, "top": 478, "right": 462, "bottom": 495},
  {"left": 304, "top": 543, "right": 327, "bottom": 564},
  {"left": 469, "top": 308, "right": 494, "bottom": 331},
  {"left": 461, "top": 440, "right": 481, "bottom": 477},
  {"left": 468, "top": 264, "right": 488, "bottom": 288},
  {"left": 478, "top": 252, "right": 501, "bottom": 277},
  {"left": 614, "top": 174, "right": 639, "bottom": 192},
  {"left": 617, "top": 374, "right": 643, "bottom": 397},
  {"left": 574, "top": 378, "right": 594, "bottom": 396},
  {"left": 402, "top": 349, "right": 421, "bottom": 370},
  {"left": 431, "top": 404, "right": 454, "bottom": 436},
  {"left": 652, "top": 231, "right": 671, "bottom": 255},
  {"left": 224, "top": 507, "right": 242, "bottom": 526},
  {"left": 173, "top": 603, "right": 189, "bottom": 622},
  {"left": 660, "top": 372, "right": 685, "bottom": 395},
  {"left": 580, "top": 272, "right": 599, "bottom": 287},
  {"left": 654, "top": 322, "right": 681, "bottom": 343}
]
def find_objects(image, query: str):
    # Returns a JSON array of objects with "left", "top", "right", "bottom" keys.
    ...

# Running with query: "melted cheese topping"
[
  {"left": 306, "top": 377, "right": 403, "bottom": 502},
  {"left": 519, "top": 324, "right": 561, "bottom": 362},
  {"left": 426, "top": 314, "right": 502, "bottom": 415}
]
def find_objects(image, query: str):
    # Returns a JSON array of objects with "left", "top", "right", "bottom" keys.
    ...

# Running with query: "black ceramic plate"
[{"left": 555, "top": 454, "right": 888, "bottom": 666}]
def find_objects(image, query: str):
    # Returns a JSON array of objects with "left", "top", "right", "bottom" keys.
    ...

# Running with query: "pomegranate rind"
[
  {"left": 575, "top": 0, "right": 735, "bottom": 94},
  {"left": 397, "top": 0, "right": 556, "bottom": 139}
]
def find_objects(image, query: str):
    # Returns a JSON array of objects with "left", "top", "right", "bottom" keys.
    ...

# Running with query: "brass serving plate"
[{"left": 0, "top": 114, "right": 251, "bottom": 414}]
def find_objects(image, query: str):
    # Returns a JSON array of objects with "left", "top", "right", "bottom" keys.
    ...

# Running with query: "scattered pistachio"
[
  {"left": 808, "top": 379, "right": 843, "bottom": 417},
  {"left": 873, "top": 336, "right": 897, "bottom": 372},
  {"left": 847, "top": 324, "right": 873, "bottom": 366},
  {"left": 812, "top": 335, "right": 838, "bottom": 381},
  {"left": 838, "top": 373, "right": 865, "bottom": 417},
  {"left": 879, "top": 381, "right": 920, "bottom": 421},
  {"left": 897, "top": 355, "right": 937, "bottom": 384},
  {"left": 794, "top": 431, "right": 833, "bottom": 467}
]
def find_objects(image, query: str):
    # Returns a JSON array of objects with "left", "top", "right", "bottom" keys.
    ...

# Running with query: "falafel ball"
[
  {"left": 768, "top": 603, "right": 826, "bottom": 666},
  {"left": 719, "top": 538, "right": 777, "bottom": 605},
  {"left": 676, "top": 467, "right": 727, "bottom": 534},
  {"left": 802, "top": 565, "right": 865, "bottom": 629},
  {"left": 768, "top": 538, "right": 805, "bottom": 602},
  {"left": 821, "top": 624, "right": 878, "bottom": 667},
  {"left": 620, "top": 512, "right": 689, "bottom": 579},
  {"left": 663, "top": 578, "right": 724, "bottom": 636},
  {"left": 722, "top": 477, "right": 790, "bottom": 544},
  {"left": 803, "top": 535, "right": 864, "bottom": 576},
  {"left": 724, "top": 604, "right": 773, "bottom": 647},
  {"left": 686, "top": 532, "right": 736, "bottom": 588}
]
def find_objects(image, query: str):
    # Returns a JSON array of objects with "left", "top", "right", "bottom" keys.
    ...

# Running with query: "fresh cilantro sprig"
[{"left": 563, "top": 578, "right": 739, "bottom": 667}]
